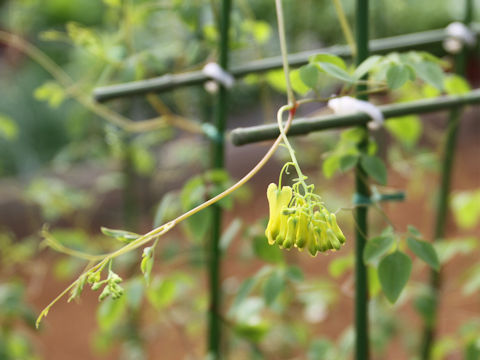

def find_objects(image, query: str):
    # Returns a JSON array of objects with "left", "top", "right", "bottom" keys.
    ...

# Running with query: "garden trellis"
[{"left": 89, "top": 0, "right": 478, "bottom": 359}]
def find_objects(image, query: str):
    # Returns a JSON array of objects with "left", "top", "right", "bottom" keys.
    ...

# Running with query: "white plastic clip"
[
  {"left": 328, "top": 96, "right": 384, "bottom": 130},
  {"left": 443, "top": 22, "right": 476, "bottom": 54},
  {"left": 202, "top": 62, "right": 235, "bottom": 89}
]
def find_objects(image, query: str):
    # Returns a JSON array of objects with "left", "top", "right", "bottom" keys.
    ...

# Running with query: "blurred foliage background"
[{"left": 0, "top": 0, "right": 479, "bottom": 359}]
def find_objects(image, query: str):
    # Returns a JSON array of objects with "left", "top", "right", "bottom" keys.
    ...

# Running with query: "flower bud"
[
  {"left": 316, "top": 227, "right": 329, "bottom": 252},
  {"left": 307, "top": 228, "right": 318, "bottom": 256},
  {"left": 326, "top": 228, "right": 341, "bottom": 251},
  {"left": 87, "top": 271, "right": 101, "bottom": 284},
  {"left": 275, "top": 212, "right": 289, "bottom": 246},
  {"left": 265, "top": 183, "right": 292, "bottom": 244},
  {"left": 283, "top": 215, "right": 298, "bottom": 249},
  {"left": 329, "top": 213, "right": 346, "bottom": 244},
  {"left": 294, "top": 212, "right": 309, "bottom": 249}
]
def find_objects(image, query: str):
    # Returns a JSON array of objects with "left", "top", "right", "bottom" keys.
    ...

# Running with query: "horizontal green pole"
[
  {"left": 93, "top": 25, "right": 480, "bottom": 102},
  {"left": 230, "top": 89, "right": 480, "bottom": 145}
]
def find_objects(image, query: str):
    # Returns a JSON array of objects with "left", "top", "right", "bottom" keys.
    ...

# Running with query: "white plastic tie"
[
  {"left": 444, "top": 22, "right": 476, "bottom": 54},
  {"left": 328, "top": 96, "right": 384, "bottom": 130},
  {"left": 202, "top": 62, "right": 235, "bottom": 89}
]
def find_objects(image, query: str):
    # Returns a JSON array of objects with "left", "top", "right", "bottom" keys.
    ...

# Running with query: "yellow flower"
[
  {"left": 265, "top": 183, "right": 292, "bottom": 245},
  {"left": 294, "top": 211, "right": 309, "bottom": 249},
  {"left": 328, "top": 213, "right": 346, "bottom": 244},
  {"left": 283, "top": 215, "right": 298, "bottom": 249},
  {"left": 264, "top": 182, "right": 346, "bottom": 256}
]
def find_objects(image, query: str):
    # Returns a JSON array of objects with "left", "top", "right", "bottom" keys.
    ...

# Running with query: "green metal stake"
[
  {"left": 230, "top": 90, "right": 480, "bottom": 145},
  {"left": 208, "top": 0, "right": 232, "bottom": 357},
  {"left": 420, "top": 1, "right": 473, "bottom": 358},
  {"left": 354, "top": 0, "right": 370, "bottom": 359},
  {"left": 92, "top": 26, "right": 480, "bottom": 101}
]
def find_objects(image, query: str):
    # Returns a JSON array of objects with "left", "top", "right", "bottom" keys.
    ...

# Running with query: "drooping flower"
[
  {"left": 264, "top": 182, "right": 346, "bottom": 256},
  {"left": 265, "top": 183, "right": 292, "bottom": 245}
]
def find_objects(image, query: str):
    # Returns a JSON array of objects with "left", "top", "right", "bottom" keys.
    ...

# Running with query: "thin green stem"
[
  {"left": 332, "top": 0, "right": 357, "bottom": 56},
  {"left": 275, "top": 0, "right": 295, "bottom": 105},
  {"left": 277, "top": 106, "right": 308, "bottom": 193}
]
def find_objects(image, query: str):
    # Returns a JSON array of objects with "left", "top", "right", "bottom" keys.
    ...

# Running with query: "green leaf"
[
  {"left": 328, "top": 254, "right": 354, "bottom": 278},
  {"left": 263, "top": 271, "right": 285, "bottom": 305},
  {"left": 253, "top": 236, "right": 284, "bottom": 263},
  {"left": 360, "top": 155, "right": 387, "bottom": 185},
  {"left": 444, "top": 74, "right": 470, "bottom": 95},
  {"left": 181, "top": 176, "right": 212, "bottom": 241},
  {"left": 414, "top": 290, "right": 436, "bottom": 326},
  {"left": 103, "top": 0, "right": 121, "bottom": 7},
  {"left": 407, "top": 237, "right": 440, "bottom": 271},
  {"left": 363, "top": 235, "right": 395, "bottom": 264},
  {"left": 286, "top": 266, "right": 304, "bottom": 282},
  {"left": 242, "top": 19, "right": 271, "bottom": 44},
  {"left": 378, "top": 251, "right": 412, "bottom": 303},
  {"left": 309, "top": 53, "right": 347, "bottom": 69},
  {"left": 465, "top": 340, "right": 480, "bottom": 360},
  {"left": 353, "top": 55, "right": 382, "bottom": 79},
  {"left": 413, "top": 61, "right": 444, "bottom": 90},
  {"left": 125, "top": 278, "right": 144, "bottom": 310},
  {"left": 322, "top": 154, "right": 340, "bottom": 179},
  {"left": 130, "top": 145, "right": 155, "bottom": 176},
  {"left": 435, "top": 237, "right": 477, "bottom": 264},
  {"left": 339, "top": 154, "right": 359, "bottom": 172},
  {"left": 34, "top": 81, "right": 66, "bottom": 108},
  {"left": 299, "top": 64, "right": 320, "bottom": 88},
  {"left": 0, "top": 114, "right": 18, "bottom": 140},
  {"left": 407, "top": 225, "right": 423, "bottom": 238},
  {"left": 451, "top": 190, "right": 480, "bottom": 229},
  {"left": 153, "top": 192, "right": 177, "bottom": 228},
  {"left": 341, "top": 127, "right": 367, "bottom": 143},
  {"left": 230, "top": 278, "right": 256, "bottom": 314},
  {"left": 234, "top": 322, "right": 270, "bottom": 343},
  {"left": 220, "top": 219, "right": 242, "bottom": 253},
  {"left": 101, "top": 227, "right": 140, "bottom": 243},
  {"left": 463, "top": 264, "right": 480, "bottom": 295},
  {"left": 315, "top": 62, "right": 355, "bottom": 83},
  {"left": 308, "top": 339, "right": 336, "bottom": 360},
  {"left": 147, "top": 277, "right": 176, "bottom": 309},
  {"left": 385, "top": 115, "right": 422, "bottom": 147},
  {"left": 290, "top": 69, "right": 311, "bottom": 95},
  {"left": 141, "top": 247, "right": 154, "bottom": 284},
  {"left": 266, "top": 69, "right": 287, "bottom": 93},
  {"left": 386, "top": 64, "right": 410, "bottom": 90},
  {"left": 97, "top": 295, "right": 127, "bottom": 331}
]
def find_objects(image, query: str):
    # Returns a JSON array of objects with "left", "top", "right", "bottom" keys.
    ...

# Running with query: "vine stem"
[
  {"left": 275, "top": 0, "right": 295, "bottom": 106},
  {"left": 36, "top": 106, "right": 296, "bottom": 328},
  {"left": 277, "top": 105, "right": 308, "bottom": 193},
  {"left": 332, "top": 0, "right": 357, "bottom": 56}
]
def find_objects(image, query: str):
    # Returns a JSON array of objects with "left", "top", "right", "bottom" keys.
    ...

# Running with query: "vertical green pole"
[
  {"left": 208, "top": 0, "right": 232, "bottom": 358},
  {"left": 354, "top": 0, "right": 370, "bottom": 359},
  {"left": 420, "top": 1, "right": 472, "bottom": 358}
]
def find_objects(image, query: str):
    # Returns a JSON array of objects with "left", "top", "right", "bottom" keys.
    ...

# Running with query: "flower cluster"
[{"left": 265, "top": 183, "right": 345, "bottom": 256}]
